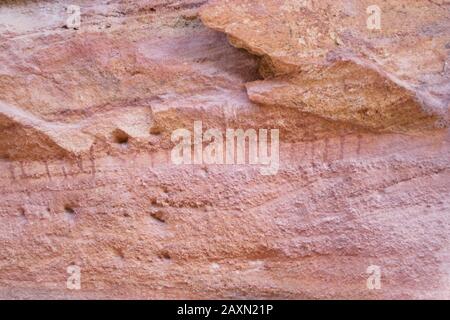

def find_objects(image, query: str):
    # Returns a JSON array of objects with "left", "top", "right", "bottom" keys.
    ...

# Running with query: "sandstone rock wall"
[{"left": 0, "top": 0, "right": 449, "bottom": 299}]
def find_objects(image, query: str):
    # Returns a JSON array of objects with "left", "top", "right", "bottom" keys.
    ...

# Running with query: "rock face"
[
  {"left": 201, "top": 0, "right": 450, "bottom": 132},
  {"left": 0, "top": 0, "right": 449, "bottom": 299}
]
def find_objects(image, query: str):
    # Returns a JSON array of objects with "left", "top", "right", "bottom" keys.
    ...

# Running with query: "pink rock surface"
[
  {"left": 200, "top": 0, "right": 450, "bottom": 132},
  {"left": 0, "top": 0, "right": 449, "bottom": 299}
]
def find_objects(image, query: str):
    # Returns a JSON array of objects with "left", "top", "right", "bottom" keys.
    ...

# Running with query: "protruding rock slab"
[{"left": 200, "top": 0, "right": 450, "bottom": 131}]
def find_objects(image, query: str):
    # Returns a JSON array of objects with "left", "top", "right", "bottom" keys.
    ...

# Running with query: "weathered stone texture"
[{"left": 0, "top": 0, "right": 449, "bottom": 299}]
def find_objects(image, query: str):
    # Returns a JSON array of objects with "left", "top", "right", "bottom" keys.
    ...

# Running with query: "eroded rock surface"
[
  {"left": 201, "top": 0, "right": 450, "bottom": 132},
  {"left": 0, "top": 0, "right": 449, "bottom": 299}
]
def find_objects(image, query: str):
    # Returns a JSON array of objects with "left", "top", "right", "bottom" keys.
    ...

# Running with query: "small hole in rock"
[
  {"left": 112, "top": 247, "right": 125, "bottom": 260},
  {"left": 64, "top": 205, "right": 75, "bottom": 214},
  {"left": 150, "top": 197, "right": 163, "bottom": 207},
  {"left": 158, "top": 250, "right": 171, "bottom": 260},
  {"left": 64, "top": 205, "right": 76, "bottom": 223},
  {"left": 150, "top": 125, "right": 162, "bottom": 135},
  {"left": 113, "top": 129, "right": 130, "bottom": 145},
  {"left": 150, "top": 210, "right": 166, "bottom": 223},
  {"left": 18, "top": 207, "right": 27, "bottom": 224}
]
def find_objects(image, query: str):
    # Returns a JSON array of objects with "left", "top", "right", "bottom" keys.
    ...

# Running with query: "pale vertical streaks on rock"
[
  {"left": 22, "top": 161, "right": 47, "bottom": 180},
  {"left": 19, "top": 162, "right": 27, "bottom": 179},
  {"left": 8, "top": 162, "right": 16, "bottom": 183},
  {"left": 89, "top": 148, "right": 96, "bottom": 179},
  {"left": 61, "top": 165, "right": 68, "bottom": 180},
  {"left": 339, "top": 135, "right": 345, "bottom": 161},
  {"left": 356, "top": 134, "right": 363, "bottom": 157}
]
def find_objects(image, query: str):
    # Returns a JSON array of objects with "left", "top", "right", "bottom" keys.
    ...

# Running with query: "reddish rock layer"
[{"left": 0, "top": 0, "right": 449, "bottom": 299}]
